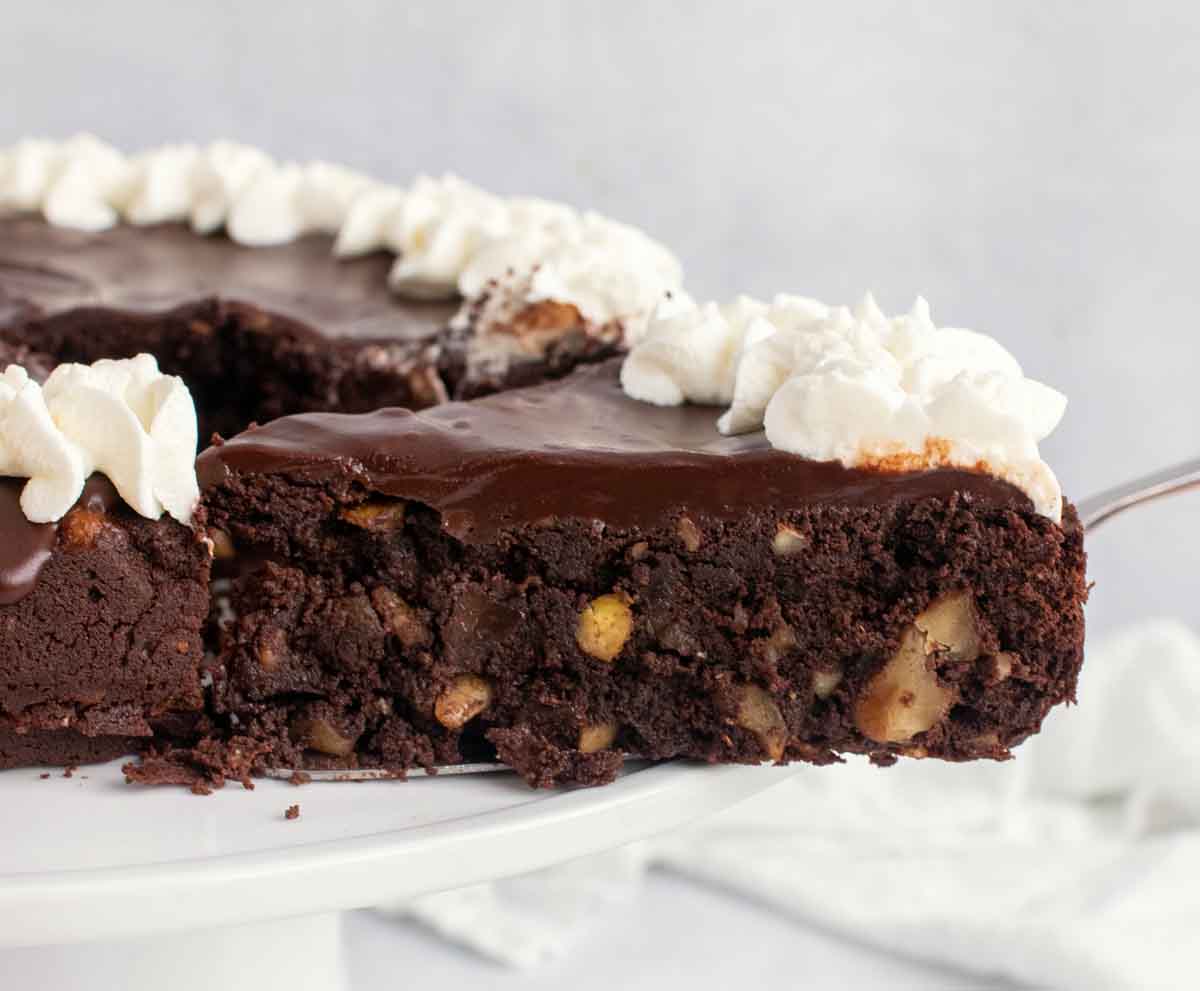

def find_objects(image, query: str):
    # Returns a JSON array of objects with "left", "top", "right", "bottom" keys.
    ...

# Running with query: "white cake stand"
[{"left": 0, "top": 758, "right": 794, "bottom": 989}]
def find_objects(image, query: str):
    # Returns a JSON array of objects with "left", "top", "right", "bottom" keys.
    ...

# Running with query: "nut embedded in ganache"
[{"left": 341, "top": 499, "right": 407, "bottom": 532}]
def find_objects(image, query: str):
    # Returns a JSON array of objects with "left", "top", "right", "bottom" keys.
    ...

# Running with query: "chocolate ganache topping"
[
  {"left": 198, "top": 360, "right": 1033, "bottom": 542},
  {"left": 0, "top": 214, "right": 457, "bottom": 341}
]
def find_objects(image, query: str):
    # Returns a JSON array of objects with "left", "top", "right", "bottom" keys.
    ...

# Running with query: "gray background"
[{"left": 5, "top": 1, "right": 1198, "bottom": 632}]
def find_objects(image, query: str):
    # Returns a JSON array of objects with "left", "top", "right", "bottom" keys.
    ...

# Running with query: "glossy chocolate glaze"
[
  {"left": 0, "top": 214, "right": 457, "bottom": 341},
  {"left": 0, "top": 476, "right": 121, "bottom": 604},
  {"left": 199, "top": 360, "right": 1033, "bottom": 541}
]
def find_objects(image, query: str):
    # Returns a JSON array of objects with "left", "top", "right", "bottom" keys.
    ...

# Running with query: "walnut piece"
[
  {"left": 209, "top": 528, "right": 236, "bottom": 560},
  {"left": 508, "top": 299, "right": 583, "bottom": 338},
  {"left": 59, "top": 508, "right": 106, "bottom": 549},
  {"left": 340, "top": 499, "right": 407, "bottom": 532},
  {"left": 257, "top": 628, "right": 287, "bottom": 672},
  {"left": 370, "top": 587, "right": 431, "bottom": 648},
  {"left": 676, "top": 516, "right": 702, "bottom": 552},
  {"left": 764, "top": 623, "right": 798, "bottom": 663},
  {"left": 290, "top": 717, "right": 357, "bottom": 757},
  {"left": 576, "top": 592, "right": 634, "bottom": 662},
  {"left": 434, "top": 674, "right": 493, "bottom": 729},
  {"left": 406, "top": 365, "right": 448, "bottom": 407},
  {"left": 990, "top": 652, "right": 1016, "bottom": 682},
  {"left": 812, "top": 668, "right": 842, "bottom": 699},
  {"left": 854, "top": 626, "right": 957, "bottom": 744},
  {"left": 914, "top": 590, "right": 981, "bottom": 661},
  {"left": 578, "top": 721, "right": 618, "bottom": 753},
  {"left": 736, "top": 684, "right": 787, "bottom": 761},
  {"left": 771, "top": 523, "right": 807, "bottom": 557}
]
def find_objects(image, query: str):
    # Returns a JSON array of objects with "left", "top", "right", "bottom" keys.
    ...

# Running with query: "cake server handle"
[{"left": 1075, "top": 455, "right": 1200, "bottom": 532}]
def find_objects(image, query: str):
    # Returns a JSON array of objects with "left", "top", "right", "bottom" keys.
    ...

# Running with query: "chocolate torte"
[
  {"left": 134, "top": 360, "right": 1084, "bottom": 789},
  {"left": 0, "top": 135, "right": 1087, "bottom": 788}
]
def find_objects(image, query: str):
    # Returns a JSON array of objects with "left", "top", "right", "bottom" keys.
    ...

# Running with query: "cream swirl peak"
[
  {"left": 0, "top": 354, "right": 199, "bottom": 525},
  {"left": 621, "top": 293, "right": 1067, "bottom": 521},
  {"left": 0, "top": 135, "right": 683, "bottom": 337}
]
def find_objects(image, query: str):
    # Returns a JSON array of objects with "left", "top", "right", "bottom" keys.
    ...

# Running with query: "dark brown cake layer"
[
  {"left": 0, "top": 475, "right": 210, "bottom": 768},
  {"left": 158, "top": 362, "right": 1086, "bottom": 789},
  {"left": 0, "top": 729, "right": 137, "bottom": 770},
  {"left": 0, "top": 215, "right": 620, "bottom": 439}
]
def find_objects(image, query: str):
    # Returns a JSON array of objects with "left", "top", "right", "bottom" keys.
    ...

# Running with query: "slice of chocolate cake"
[
  {"left": 0, "top": 355, "right": 209, "bottom": 768},
  {"left": 0, "top": 478, "right": 208, "bottom": 768},
  {"left": 170, "top": 352, "right": 1084, "bottom": 789}
]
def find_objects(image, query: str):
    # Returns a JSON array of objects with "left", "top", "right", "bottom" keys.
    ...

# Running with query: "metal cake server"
[
  {"left": 1075, "top": 455, "right": 1200, "bottom": 532},
  {"left": 271, "top": 457, "right": 1200, "bottom": 782},
  {"left": 264, "top": 764, "right": 509, "bottom": 781}
]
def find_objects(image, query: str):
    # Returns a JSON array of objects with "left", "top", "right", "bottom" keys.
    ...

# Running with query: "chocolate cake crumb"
[
  {"left": 284, "top": 804, "right": 300, "bottom": 820},
  {"left": 123, "top": 734, "right": 269, "bottom": 793},
  {"left": 288, "top": 770, "right": 312, "bottom": 786}
]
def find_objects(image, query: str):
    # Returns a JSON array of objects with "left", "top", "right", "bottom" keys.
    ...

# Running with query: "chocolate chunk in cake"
[{"left": 173, "top": 361, "right": 1085, "bottom": 789}]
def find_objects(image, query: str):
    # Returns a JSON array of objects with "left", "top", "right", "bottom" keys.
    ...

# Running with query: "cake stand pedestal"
[{"left": 0, "top": 760, "right": 793, "bottom": 990}]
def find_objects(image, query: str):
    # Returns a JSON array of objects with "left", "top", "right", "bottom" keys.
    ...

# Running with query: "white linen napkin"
[{"left": 378, "top": 619, "right": 1200, "bottom": 986}]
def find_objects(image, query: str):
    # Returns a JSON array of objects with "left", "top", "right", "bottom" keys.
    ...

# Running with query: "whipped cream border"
[
  {"left": 621, "top": 292, "right": 1067, "bottom": 521},
  {"left": 0, "top": 354, "right": 199, "bottom": 525},
  {"left": 0, "top": 135, "right": 684, "bottom": 343},
  {"left": 1, "top": 136, "right": 1070, "bottom": 519}
]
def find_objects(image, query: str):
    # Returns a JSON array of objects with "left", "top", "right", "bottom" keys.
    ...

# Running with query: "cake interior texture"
[
  {"left": 127, "top": 362, "right": 1087, "bottom": 790},
  {"left": 0, "top": 478, "right": 210, "bottom": 769}
]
